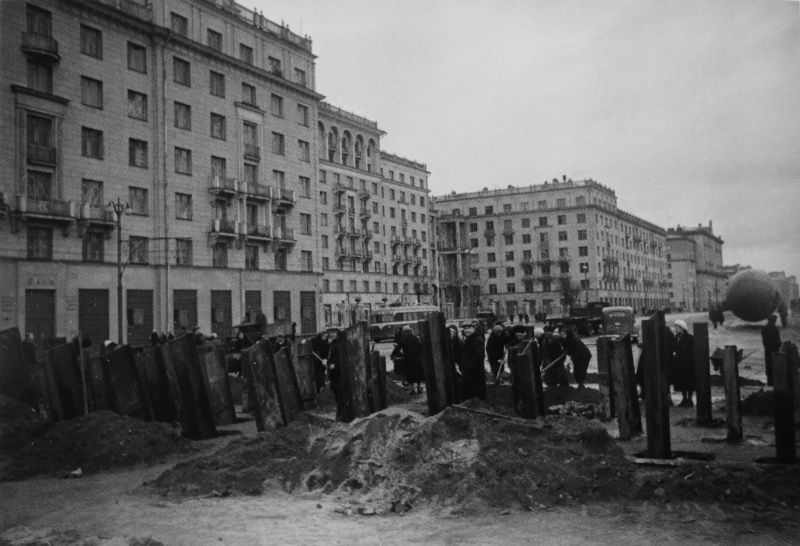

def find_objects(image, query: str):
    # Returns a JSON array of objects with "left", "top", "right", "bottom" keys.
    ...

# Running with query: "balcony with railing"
[
  {"left": 16, "top": 195, "right": 74, "bottom": 224},
  {"left": 347, "top": 207, "right": 356, "bottom": 217},
  {"left": 390, "top": 235, "right": 402, "bottom": 247},
  {"left": 412, "top": 238, "right": 421, "bottom": 247},
  {"left": 502, "top": 228, "right": 515, "bottom": 236},
  {"left": 403, "top": 236, "right": 414, "bottom": 246},
  {"left": 21, "top": 32, "right": 60, "bottom": 63},
  {"left": 332, "top": 182, "right": 346, "bottom": 194},
  {"left": 245, "top": 223, "right": 271, "bottom": 241},
  {"left": 333, "top": 203, "right": 347, "bottom": 216},
  {"left": 94, "top": 0, "right": 153, "bottom": 22},
  {"left": 361, "top": 229, "right": 372, "bottom": 239},
  {"left": 210, "top": 219, "right": 238, "bottom": 237},
  {"left": 623, "top": 275, "right": 638, "bottom": 285},
  {"left": 556, "top": 255, "right": 570, "bottom": 264},
  {"left": 520, "top": 258, "right": 535, "bottom": 268},
  {"left": 362, "top": 250, "right": 373, "bottom": 261},
  {"left": 27, "top": 143, "right": 57, "bottom": 165},
  {"left": 209, "top": 175, "right": 238, "bottom": 197},
  {"left": 358, "top": 189, "right": 370, "bottom": 201},
  {"left": 243, "top": 144, "right": 261, "bottom": 161},
  {"left": 359, "top": 209, "right": 371, "bottom": 220},
  {"left": 347, "top": 228, "right": 360, "bottom": 238},
  {"left": 334, "top": 225, "right": 347, "bottom": 238},
  {"left": 273, "top": 227, "right": 296, "bottom": 246},
  {"left": 273, "top": 188, "right": 295, "bottom": 210},
  {"left": 401, "top": 219, "right": 408, "bottom": 228},
  {"left": 77, "top": 203, "right": 115, "bottom": 235},
  {"left": 414, "top": 257, "right": 423, "bottom": 266},
  {"left": 240, "top": 182, "right": 271, "bottom": 202}
]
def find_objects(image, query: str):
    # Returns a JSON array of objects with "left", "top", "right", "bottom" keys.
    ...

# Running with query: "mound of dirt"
[
  {"left": 149, "top": 405, "right": 634, "bottom": 514},
  {"left": 741, "top": 389, "right": 774, "bottom": 416},
  {"left": 486, "top": 384, "right": 603, "bottom": 415},
  {"left": 1, "top": 411, "right": 189, "bottom": 480},
  {"left": 0, "top": 396, "right": 47, "bottom": 453},
  {"left": 0, "top": 527, "right": 165, "bottom": 546}
]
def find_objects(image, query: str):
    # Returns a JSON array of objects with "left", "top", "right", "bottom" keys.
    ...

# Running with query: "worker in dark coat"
[
  {"left": 761, "top": 314, "right": 781, "bottom": 386},
  {"left": 564, "top": 329, "right": 592, "bottom": 388},
  {"left": 671, "top": 319, "right": 695, "bottom": 407},
  {"left": 485, "top": 325, "right": 506, "bottom": 382},
  {"left": 458, "top": 320, "right": 486, "bottom": 401},
  {"left": 398, "top": 325, "right": 425, "bottom": 394},
  {"left": 310, "top": 331, "right": 330, "bottom": 393},
  {"left": 541, "top": 331, "right": 569, "bottom": 387}
]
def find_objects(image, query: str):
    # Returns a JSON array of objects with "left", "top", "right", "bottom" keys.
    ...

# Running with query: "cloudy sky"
[{"left": 255, "top": 0, "right": 800, "bottom": 277}]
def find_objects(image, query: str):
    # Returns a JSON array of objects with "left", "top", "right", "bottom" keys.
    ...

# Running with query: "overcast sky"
[{"left": 255, "top": 0, "right": 800, "bottom": 277}]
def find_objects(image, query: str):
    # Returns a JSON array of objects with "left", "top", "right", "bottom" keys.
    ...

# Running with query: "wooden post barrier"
[
  {"left": 722, "top": 345, "right": 742, "bottom": 442},
  {"left": 0, "top": 327, "right": 38, "bottom": 409},
  {"left": 642, "top": 311, "right": 671, "bottom": 459},
  {"left": 693, "top": 322, "right": 712, "bottom": 425},
  {"left": 370, "top": 350, "right": 388, "bottom": 412},
  {"left": 292, "top": 339, "right": 317, "bottom": 409},
  {"left": 105, "top": 345, "right": 151, "bottom": 421},
  {"left": 419, "top": 312, "right": 457, "bottom": 415},
  {"left": 772, "top": 342, "right": 797, "bottom": 463},
  {"left": 47, "top": 343, "right": 84, "bottom": 419},
  {"left": 611, "top": 335, "right": 642, "bottom": 440},
  {"left": 242, "top": 341, "right": 284, "bottom": 431},
  {"left": 197, "top": 343, "right": 236, "bottom": 426},
  {"left": 508, "top": 339, "right": 545, "bottom": 418},
  {"left": 137, "top": 347, "right": 176, "bottom": 422},
  {"left": 272, "top": 347, "right": 303, "bottom": 425},
  {"left": 595, "top": 336, "right": 615, "bottom": 420},
  {"left": 163, "top": 335, "right": 217, "bottom": 439},
  {"left": 335, "top": 322, "right": 372, "bottom": 421}
]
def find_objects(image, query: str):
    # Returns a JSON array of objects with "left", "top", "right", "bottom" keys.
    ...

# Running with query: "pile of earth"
[
  {"left": 0, "top": 408, "right": 190, "bottom": 480},
  {"left": 0, "top": 395, "right": 47, "bottom": 453},
  {"left": 486, "top": 384, "right": 603, "bottom": 416},
  {"left": 148, "top": 404, "right": 635, "bottom": 514},
  {"left": 0, "top": 528, "right": 164, "bottom": 546},
  {"left": 741, "top": 389, "right": 776, "bottom": 417}
]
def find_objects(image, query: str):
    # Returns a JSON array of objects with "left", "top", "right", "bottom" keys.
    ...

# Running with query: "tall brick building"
[
  {"left": 432, "top": 178, "right": 670, "bottom": 319},
  {"left": 0, "top": 0, "right": 431, "bottom": 345}
]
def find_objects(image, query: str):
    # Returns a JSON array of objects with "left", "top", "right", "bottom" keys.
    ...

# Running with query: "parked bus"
[{"left": 369, "top": 305, "right": 439, "bottom": 342}]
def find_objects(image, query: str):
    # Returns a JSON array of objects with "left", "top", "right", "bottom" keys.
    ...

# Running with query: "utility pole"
[{"left": 108, "top": 198, "right": 130, "bottom": 344}]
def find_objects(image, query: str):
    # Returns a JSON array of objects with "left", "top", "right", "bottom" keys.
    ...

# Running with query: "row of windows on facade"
[
  {"left": 24, "top": 226, "right": 313, "bottom": 270},
  {"left": 457, "top": 197, "right": 586, "bottom": 216},
  {"left": 319, "top": 237, "right": 428, "bottom": 258},
  {"left": 378, "top": 167, "right": 426, "bottom": 190},
  {"left": 321, "top": 279, "right": 430, "bottom": 295},
  {"left": 28, "top": 28, "right": 310, "bottom": 121},
  {"left": 165, "top": 11, "right": 308, "bottom": 86},
  {"left": 467, "top": 248, "right": 663, "bottom": 278},
  {"left": 318, "top": 170, "right": 427, "bottom": 208},
  {"left": 70, "top": 126, "right": 310, "bottom": 170},
  {"left": 75, "top": 70, "right": 310, "bottom": 136},
  {"left": 73, "top": 12, "right": 308, "bottom": 86}
]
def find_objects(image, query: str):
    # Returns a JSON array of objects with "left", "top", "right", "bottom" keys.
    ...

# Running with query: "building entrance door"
[{"left": 25, "top": 289, "right": 55, "bottom": 346}]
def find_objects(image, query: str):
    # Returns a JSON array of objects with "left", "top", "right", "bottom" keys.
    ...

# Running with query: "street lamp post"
[{"left": 108, "top": 198, "right": 130, "bottom": 344}]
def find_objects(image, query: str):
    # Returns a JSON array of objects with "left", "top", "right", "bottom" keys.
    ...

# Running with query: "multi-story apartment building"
[
  {"left": 433, "top": 178, "right": 670, "bottom": 319},
  {"left": 768, "top": 271, "right": 799, "bottom": 307},
  {"left": 316, "top": 104, "right": 432, "bottom": 324},
  {"left": 0, "top": 0, "right": 432, "bottom": 345},
  {"left": 666, "top": 223, "right": 725, "bottom": 311},
  {"left": 665, "top": 233, "right": 698, "bottom": 312}
]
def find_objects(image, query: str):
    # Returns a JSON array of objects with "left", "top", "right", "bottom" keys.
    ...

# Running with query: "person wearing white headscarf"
[{"left": 671, "top": 319, "right": 695, "bottom": 407}]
